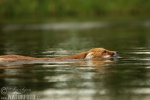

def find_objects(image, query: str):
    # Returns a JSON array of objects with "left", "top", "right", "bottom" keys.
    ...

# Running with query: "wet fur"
[{"left": 0, "top": 48, "right": 117, "bottom": 62}]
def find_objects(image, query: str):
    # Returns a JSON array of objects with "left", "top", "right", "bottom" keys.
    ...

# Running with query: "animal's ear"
[{"left": 84, "top": 52, "right": 94, "bottom": 59}]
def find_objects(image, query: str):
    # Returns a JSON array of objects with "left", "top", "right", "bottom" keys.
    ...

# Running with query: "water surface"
[{"left": 0, "top": 21, "right": 150, "bottom": 100}]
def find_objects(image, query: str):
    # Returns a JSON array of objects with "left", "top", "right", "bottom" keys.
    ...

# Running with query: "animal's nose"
[{"left": 112, "top": 51, "right": 118, "bottom": 57}]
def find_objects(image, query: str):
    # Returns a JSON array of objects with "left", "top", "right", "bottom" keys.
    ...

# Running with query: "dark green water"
[{"left": 0, "top": 21, "right": 150, "bottom": 100}]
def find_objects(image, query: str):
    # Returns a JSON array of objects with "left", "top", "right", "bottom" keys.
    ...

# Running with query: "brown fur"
[{"left": 0, "top": 48, "right": 117, "bottom": 62}]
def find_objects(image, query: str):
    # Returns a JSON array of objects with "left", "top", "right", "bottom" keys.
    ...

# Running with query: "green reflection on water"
[{"left": 0, "top": 22, "right": 150, "bottom": 100}]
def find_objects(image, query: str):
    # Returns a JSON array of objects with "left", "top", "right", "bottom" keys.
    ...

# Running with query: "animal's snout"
[{"left": 111, "top": 51, "right": 118, "bottom": 57}]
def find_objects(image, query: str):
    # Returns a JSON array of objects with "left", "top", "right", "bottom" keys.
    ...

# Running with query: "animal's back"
[{"left": 0, "top": 54, "right": 49, "bottom": 62}]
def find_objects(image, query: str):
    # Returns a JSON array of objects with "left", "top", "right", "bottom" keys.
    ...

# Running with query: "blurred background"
[
  {"left": 0, "top": 0, "right": 150, "bottom": 23},
  {"left": 0, "top": 1, "right": 150, "bottom": 100},
  {"left": 0, "top": 0, "right": 150, "bottom": 53}
]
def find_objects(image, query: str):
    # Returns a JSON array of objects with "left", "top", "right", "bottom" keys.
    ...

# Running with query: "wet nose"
[{"left": 112, "top": 51, "right": 118, "bottom": 57}]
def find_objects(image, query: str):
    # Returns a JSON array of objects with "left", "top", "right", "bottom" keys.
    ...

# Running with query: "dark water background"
[{"left": 0, "top": 21, "right": 150, "bottom": 100}]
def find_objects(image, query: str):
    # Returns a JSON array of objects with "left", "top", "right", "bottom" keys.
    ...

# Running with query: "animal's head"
[{"left": 85, "top": 48, "right": 118, "bottom": 59}]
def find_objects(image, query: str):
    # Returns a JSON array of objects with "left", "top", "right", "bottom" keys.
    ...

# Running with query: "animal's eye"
[{"left": 103, "top": 50, "right": 106, "bottom": 53}]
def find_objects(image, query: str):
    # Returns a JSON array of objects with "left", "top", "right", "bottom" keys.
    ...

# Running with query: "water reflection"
[
  {"left": 0, "top": 21, "right": 150, "bottom": 100},
  {"left": 2, "top": 22, "right": 107, "bottom": 32},
  {"left": 1, "top": 21, "right": 150, "bottom": 32}
]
